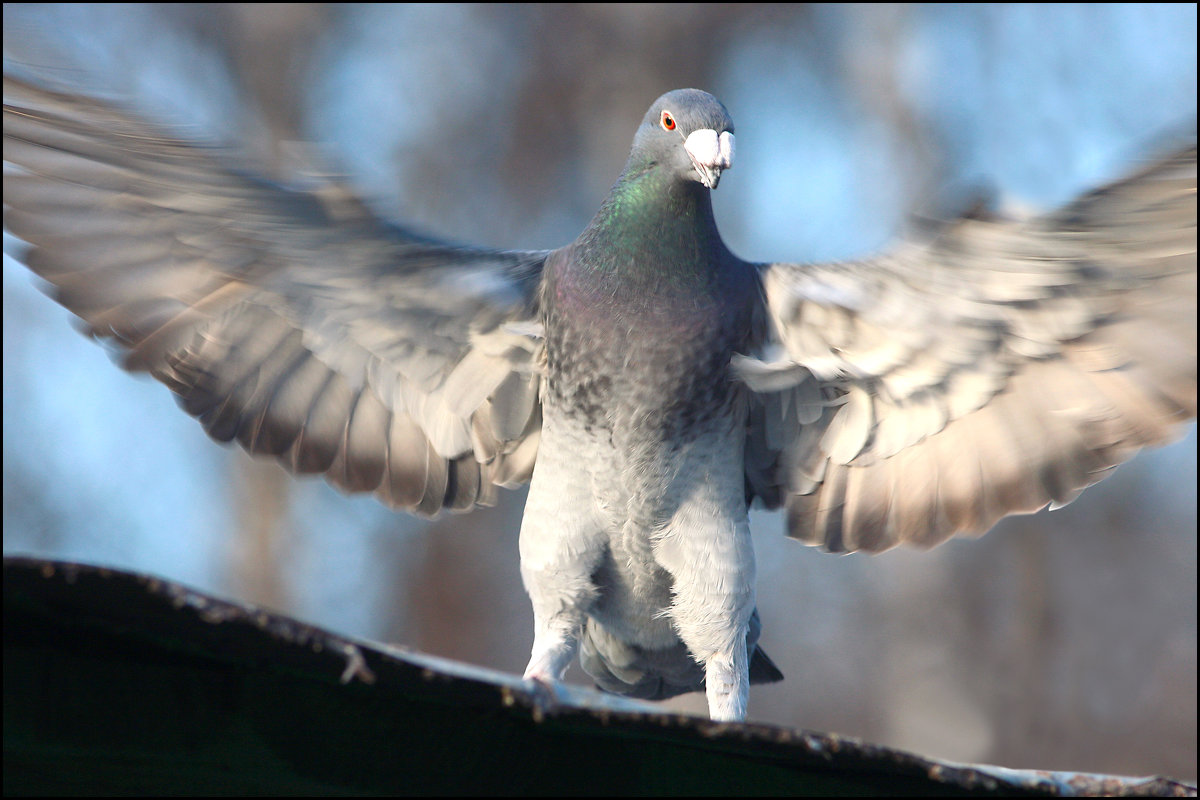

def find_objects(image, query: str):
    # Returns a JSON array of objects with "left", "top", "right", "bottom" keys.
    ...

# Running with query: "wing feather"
[
  {"left": 4, "top": 73, "right": 547, "bottom": 516},
  {"left": 748, "top": 144, "right": 1196, "bottom": 552}
]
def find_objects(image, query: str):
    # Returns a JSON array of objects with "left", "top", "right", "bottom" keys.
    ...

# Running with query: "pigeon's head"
[{"left": 632, "top": 89, "right": 735, "bottom": 190}]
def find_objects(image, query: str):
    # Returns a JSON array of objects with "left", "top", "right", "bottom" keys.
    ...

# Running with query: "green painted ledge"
[{"left": 4, "top": 557, "right": 1194, "bottom": 797}]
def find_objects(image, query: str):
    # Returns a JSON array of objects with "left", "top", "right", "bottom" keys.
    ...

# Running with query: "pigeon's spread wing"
[
  {"left": 3, "top": 75, "right": 546, "bottom": 515},
  {"left": 745, "top": 146, "right": 1196, "bottom": 553}
]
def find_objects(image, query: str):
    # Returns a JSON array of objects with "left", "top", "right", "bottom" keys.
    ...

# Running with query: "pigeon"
[{"left": 3, "top": 77, "right": 1196, "bottom": 722}]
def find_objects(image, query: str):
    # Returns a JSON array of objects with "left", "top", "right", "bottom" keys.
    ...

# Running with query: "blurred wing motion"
[
  {"left": 744, "top": 146, "right": 1196, "bottom": 553},
  {"left": 3, "top": 75, "right": 547, "bottom": 515}
]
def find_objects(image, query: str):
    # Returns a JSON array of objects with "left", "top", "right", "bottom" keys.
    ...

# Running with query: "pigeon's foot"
[
  {"left": 523, "top": 624, "right": 580, "bottom": 683},
  {"left": 523, "top": 637, "right": 575, "bottom": 719},
  {"left": 522, "top": 674, "right": 570, "bottom": 720}
]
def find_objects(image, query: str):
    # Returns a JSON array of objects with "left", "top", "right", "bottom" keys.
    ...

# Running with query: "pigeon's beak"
[{"left": 684, "top": 129, "right": 735, "bottom": 189}]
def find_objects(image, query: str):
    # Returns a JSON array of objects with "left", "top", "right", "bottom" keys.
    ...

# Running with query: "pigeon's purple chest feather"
[{"left": 542, "top": 245, "right": 758, "bottom": 437}]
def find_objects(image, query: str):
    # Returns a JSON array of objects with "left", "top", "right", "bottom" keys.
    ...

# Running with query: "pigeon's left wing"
[
  {"left": 3, "top": 75, "right": 547, "bottom": 516},
  {"left": 743, "top": 145, "right": 1196, "bottom": 553}
]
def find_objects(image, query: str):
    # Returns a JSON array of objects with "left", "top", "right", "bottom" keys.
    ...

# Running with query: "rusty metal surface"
[{"left": 4, "top": 556, "right": 1195, "bottom": 796}]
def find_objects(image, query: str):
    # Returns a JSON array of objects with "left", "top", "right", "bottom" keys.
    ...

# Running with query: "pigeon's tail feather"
[
  {"left": 579, "top": 610, "right": 783, "bottom": 702},
  {"left": 579, "top": 620, "right": 703, "bottom": 700},
  {"left": 749, "top": 645, "right": 785, "bottom": 685}
]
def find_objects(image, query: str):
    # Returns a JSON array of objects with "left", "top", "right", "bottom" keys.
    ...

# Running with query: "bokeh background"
[{"left": 3, "top": 3, "right": 1196, "bottom": 780}]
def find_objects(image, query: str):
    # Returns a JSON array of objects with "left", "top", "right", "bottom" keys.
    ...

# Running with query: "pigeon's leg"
[
  {"left": 653, "top": 479, "right": 756, "bottom": 722},
  {"left": 518, "top": 429, "right": 606, "bottom": 686}
]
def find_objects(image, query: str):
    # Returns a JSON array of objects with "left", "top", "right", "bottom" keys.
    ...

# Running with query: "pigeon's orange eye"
[{"left": 660, "top": 111, "right": 676, "bottom": 131}]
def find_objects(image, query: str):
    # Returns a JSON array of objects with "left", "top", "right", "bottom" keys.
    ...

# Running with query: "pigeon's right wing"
[
  {"left": 743, "top": 145, "right": 1196, "bottom": 553},
  {"left": 3, "top": 75, "right": 547, "bottom": 516}
]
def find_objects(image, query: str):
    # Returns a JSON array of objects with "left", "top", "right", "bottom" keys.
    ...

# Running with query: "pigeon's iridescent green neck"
[{"left": 573, "top": 166, "right": 726, "bottom": 294}]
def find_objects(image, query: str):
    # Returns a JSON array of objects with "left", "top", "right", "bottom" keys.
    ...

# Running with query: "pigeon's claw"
[{"left": 522, "top": 674, "right": 570, "bottom": 719}]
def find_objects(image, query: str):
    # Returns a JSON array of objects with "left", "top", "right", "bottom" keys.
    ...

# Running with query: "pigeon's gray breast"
[{"left": 540, "top": 246, "right": 758, "bottom": 446}]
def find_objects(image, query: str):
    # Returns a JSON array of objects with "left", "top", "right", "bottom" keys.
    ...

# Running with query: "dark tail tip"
[{"left": 749, "top": 646, "right": 784, "bottom": 685}]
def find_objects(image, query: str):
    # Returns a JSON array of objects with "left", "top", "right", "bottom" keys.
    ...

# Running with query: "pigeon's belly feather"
[{"left": 534, "top": 401, "right": 752, "bottom": 650}]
